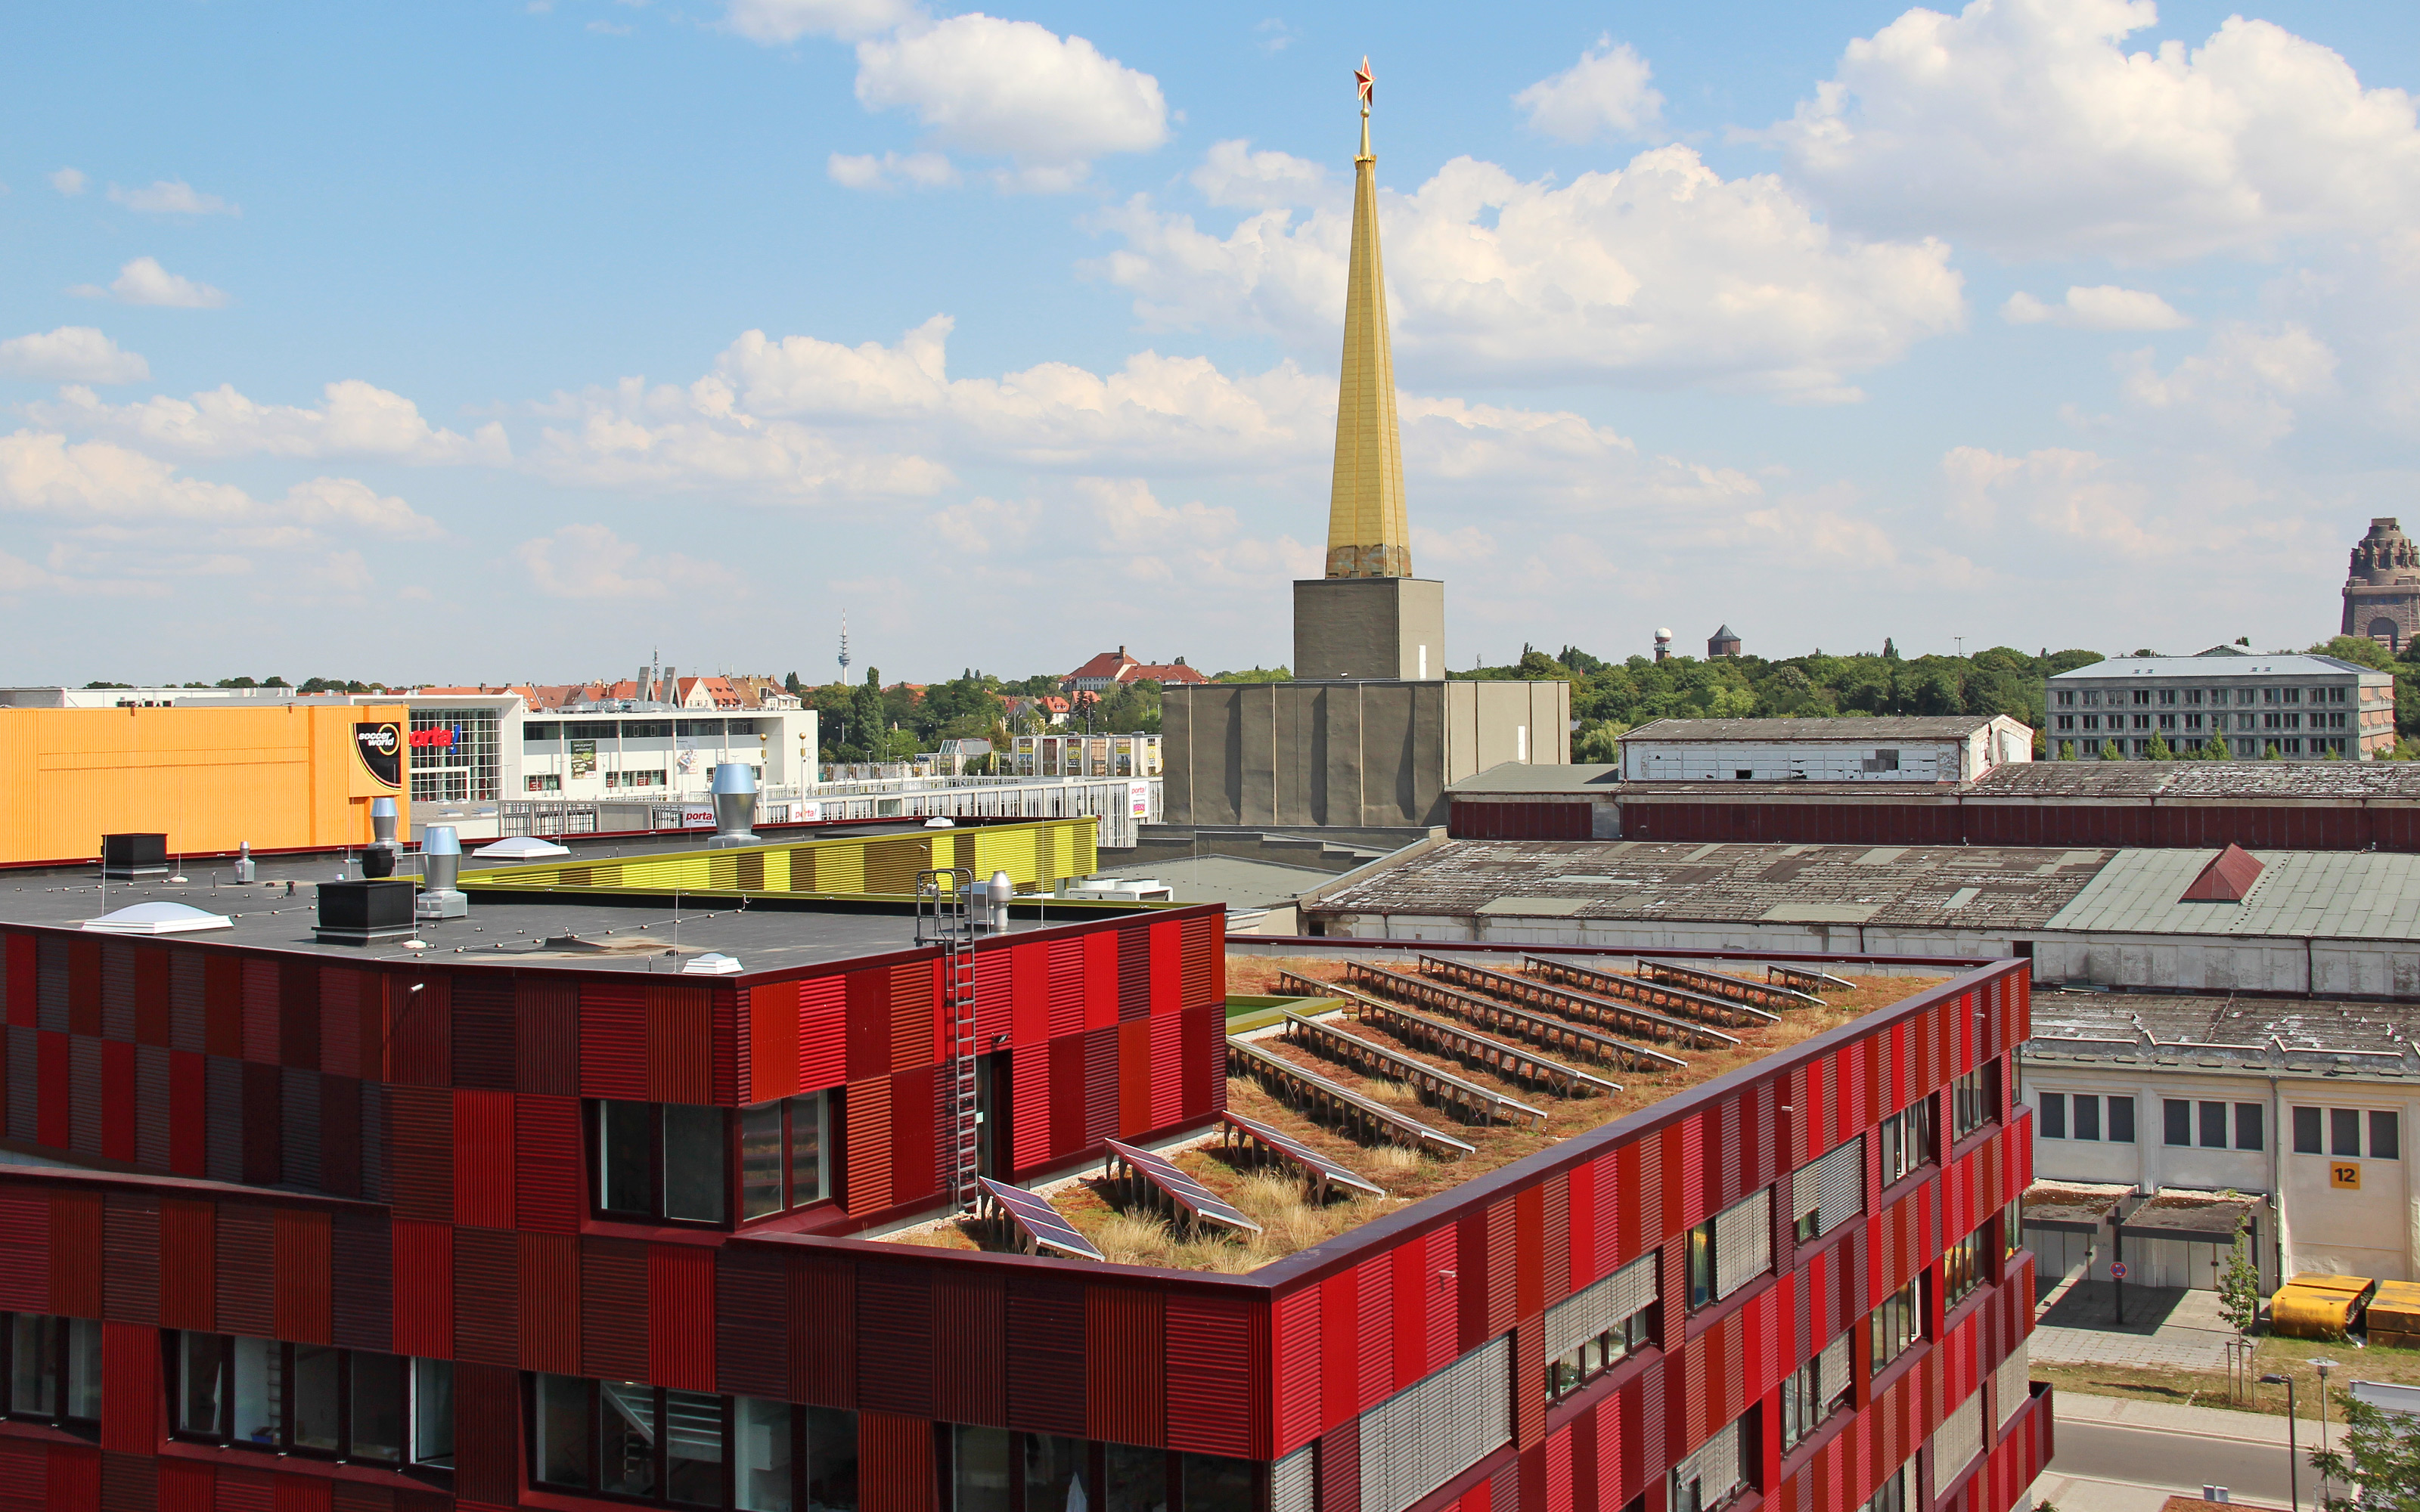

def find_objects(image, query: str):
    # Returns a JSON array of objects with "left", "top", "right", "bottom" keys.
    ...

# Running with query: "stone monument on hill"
[
  {"left": 2344, "top": 516, "right": 2420, "bottom": 653},
  {"left": 1161, "top": 63, "right": 1568, "bottom": 832}
]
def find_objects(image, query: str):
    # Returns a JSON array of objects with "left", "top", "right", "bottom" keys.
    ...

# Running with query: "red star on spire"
[{"left": 1355, "top": 58, "right": 1373, "bottom": 109}]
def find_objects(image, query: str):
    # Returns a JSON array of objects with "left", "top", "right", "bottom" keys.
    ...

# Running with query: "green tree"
[
  {"left": 1212, "top": 666, "right": 1292, "bottom": 683},
  {"left": 2264, "top": 742, "right": 2283, "bottom": 759},
  {"left": 2203, "top": 736, "right": 2232, "bottom": 760},
  {"left": 2145, "top": 732, "right": 2173, "bottom": 761},
  {"left": 2311, "top": 1395, "right": 2420, "bottom": 1511},
  {"left": 2059, "top": 740, "right": 2076, "bottom": 760},
  {"left": 2214, "top": 1223, "right": 2263, "bottom": 1335},
  {"left": 2100, "top": 740, "right": 2124, "bottom": 760}
]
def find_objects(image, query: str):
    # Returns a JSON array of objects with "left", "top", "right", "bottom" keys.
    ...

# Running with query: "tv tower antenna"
[{"left": 838, "top": 613, "right": 852, "bottom": 683}]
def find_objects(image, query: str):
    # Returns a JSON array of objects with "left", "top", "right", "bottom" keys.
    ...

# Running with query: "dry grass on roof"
[{"left": 892, "top": 964, "right": 1951, "bottom": 1273}]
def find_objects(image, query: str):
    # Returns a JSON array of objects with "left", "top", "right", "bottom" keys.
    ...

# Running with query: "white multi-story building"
[
  {"left": 2045, "top": 650, "right": 2394, "bottom": 760},
  {"left": 1616, "top": 714, "right": 2032, "bottom": 782}
]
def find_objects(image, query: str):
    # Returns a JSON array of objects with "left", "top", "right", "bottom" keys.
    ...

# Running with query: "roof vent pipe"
[
  {"left": 370, "top": 798, "right": 399, "bottom": 847},
  {"left": 421, "top": 826, "right": 462, "bottom": 895},
  {"left": 986, "top": 869, "right": 1013, "bottom": 933},
  {"left": 706, "top": 762, "right": 760, "bottom": 849}
]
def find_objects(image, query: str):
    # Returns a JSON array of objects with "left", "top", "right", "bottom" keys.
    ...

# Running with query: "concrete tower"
[{"left": 1294, "top": 61, "right": 1444, "bottom": 681}]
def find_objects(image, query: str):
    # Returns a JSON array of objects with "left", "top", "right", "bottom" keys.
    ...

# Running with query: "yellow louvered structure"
[{"left": 457, "top": 817, "right": 1098, "bottom": 900}]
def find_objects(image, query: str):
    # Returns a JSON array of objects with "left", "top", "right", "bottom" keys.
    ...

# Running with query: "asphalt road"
[{"left": 2052, "top": 1419, "right": 2314, "bottom": 1504}]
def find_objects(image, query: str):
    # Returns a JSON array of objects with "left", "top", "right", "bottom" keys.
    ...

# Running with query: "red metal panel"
[
  {"left": 158, "top": 1199, "right": 214, "bottom": 1331},
  {"left": 49, "top": 1189, "right": 100, "bottom": 1318},
  {"left": 579, "top": 1238, "right": 648, "bottom": 1380},
  {"left": 452, "top": 1362, "right": 522, "bottom": 1507},
  {"left": 101, "top": 1038, "right": 135, "bottom": 1163},
  {"left": 169, "top": 1052, "right": 206, "bottom": 1179},
  {"left": 101, "top": 1192, "right": 159, "bottom": 1325},
  {"left": 238, "top": 960, "right": 279, "bottom": 1064},
  {"left": 269, "top": 1208, "right": 332, "bottom": 1344},
  {"left": 389, "top": 1218, "right": 453, "bottom": 1359},
  {"left": 1046, "top": 938, "right": 1083, "bottom": 1039},
  {"left": 278, "top": 959, "right": 321, "bottom": 1070},
  {"left": 1516, "top": 1184, "right": 1547, "bottom": 1321},
  {"left": 889, "top": 1064, "right": 939, "bottom": 1210},
  {"left": 383, "top": 1084, "right": 453, "bottom": 1224},
  {"left": 1010, "top": 941, "right": 1047, "bottom": 1044},
  {"left": 1147, "top": 1013, "right": 1181, "bottom": 1131},
  {"left": 67, "top": 937, "right": 102, "bottom": 1036},
  {"left": 973, "top": 948, "right": 1012, "bottom": 1047},
  {"left": 1115, "top": 925, "right": 1150, "bottom": 1024},
  {"left": 514, "top": 1093, "right": 584, "bottom": 1235},
  {"left": 893, "top": 961, "right": 933, "bottom": 1070},
  {"left": 1566, "top": 1154, "right": 1598, "bottom": 1289},
  {"left": 932, "top": 1272, "right": 1007, "bottom": 1427},
  {"left": 799, "top": 973, "right": 847, "bottom": 1092},
  {"left": 845, "top": 968, "right": 892, "bottom": 1083},
  {"left": 648, "top": 1243, "right": 716, "bottom": 1392},
  {"left": 38, "top": 1030, "right": 68, "bottom": 1149},
  {"left": 451, "top": 1089, "right": 516, "bottom": 1230},
  {"left": 578, "top": 978, "right": 646, "bottom": 1099},
  {"left": 792, "top": 1256, "right": 858, "bottom": 1409},
  {"left": 517, "top": 1231, "right": 580, "bottom": 1374},
  {"left": 1320, "top": 1264, "right": 1357, "bottom": 1430},
  {"left": 132, "top": 947, "right": 169, "bottom": 1046},
  {"left": 858, "top": 1410, "right": 936, "bottom": 1512},
  {"left": 1321, "top": 1417, "right": 1361, "bottom": 1512},
  {"left": 1181, "top": 1004, "right": 1215, "bottom": 1121},
  {"left": 1083, "top": 1024, "right": 1118, "bottom": 1148},
  {"left": 449, "top": 974, "right": 513, "bottom": 1091},
  {"left": 1117, "top": 1019, "right": 1151, "bottom": 1138},
  {"left": 1049, "top": 1033, "right": 1085, "bottom": 1160},
  {"left": 846, "top": 1075, "right": 894, "bottom": 1215},
  {"left": 1272, "top": 1284, "right": 1320, "bottom": 1456},
  {"left": 647, "top": 982, "right": 713, "bottom": 1104},
  {"left": 452, "top": 1225, "right": 518, "bottom": 1367},
  {"left": 1010, "top": 1042, "right": 1049, "bottom": 1175},
  {"left": 1165, "top": 1290, "right": 1261, "bottom": 1458},
  {"left": 202, "top": 955, "right": 242, "bottom": 1058},
  {"left": 714, "top": 1247, "right": 788, "bottom": 1399},
  {"left": 315, "top": 968, "right": 363, "bottom": 1079},
  {"left": 1083, "top": 928, "right": 1118, "bottom": 1030},
  {"left": 1084, "top": 1283, "right": 1165, "bottom": 1448},
  {"left": 750, "top": 981, "right": 801, "bottom": 1102},
  {"left": 216, "top": 1204, "right": 275, "bottom": 1338},
  {"left": 1, "top": 934, "right": 29, "bottom": 1030},
  {"left": 1354, "top": 1253, "right": 1392, "bottom": 1414},
  {"left": 855, "top": 1270, "right": 933, "bottom": 1417},
  {"left": 1003, "top": 1273, "right": 1079, "bottom": 1434},
  {"left": 1147, "top": 919, "right": 1181, "bottom": 1018},
  {"left": 101, "top": 1325, "right": 159, "bottom": 1455},
  {"left": 513, "top": 975, "right": 579, "bottom": 1096},
  {"left": 386, "top": 971, "right": 448, "bottom": 1086},
  {"left": 1543, "top": 1172, "right": 1571, "bottom": 1306},
  {"left": 321, "top": 1074, "right": 361, "bottom": 1199}
]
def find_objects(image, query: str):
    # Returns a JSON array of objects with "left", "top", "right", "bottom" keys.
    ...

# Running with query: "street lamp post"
[
  {"left": 2310, "top": 1359, "right": 2338, "bottom": 1503},
  {"left": 2258, "top": 1373, "right": 2299, "bottom": 1512}
]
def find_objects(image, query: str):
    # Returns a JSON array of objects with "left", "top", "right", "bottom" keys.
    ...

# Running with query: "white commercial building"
[
  {"left": 2023, "top": 990, "right": 2420, "bottom": 1287},
  {"left": 1617, "top": 715, "right": 2033, "bottom": 783},
  {"left": 2045, "top": 650, "right": 2394, "bottom": 760}
]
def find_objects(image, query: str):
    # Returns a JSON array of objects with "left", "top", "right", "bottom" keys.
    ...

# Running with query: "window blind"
[
  {"left": 1792, "top": 1137, "right": 1864, "bottom": 1238},
  {"left": 1544, "top": 1252, "right": 1658, "bottom": 1361},
  {"left": 1818, "top": 1331, "right": 1851, "bottom": 1405},
  {"left": 1271, "top": 1445, "right": 1314, "bottom": 1512},
  {"left": 1995, "top": 1340, "right": 2029, "bottom": 1430},
  {"left": 1712, "top": 1188, "right": 1772, "bottom": 1301},
  {"left": 1933, "top": 1386, "right": 1983, "bottom": 1483},
  {"left": 1672, "top": 1415, "right": 1745, "bottom": 1508},
  {"left": 1357, "top": 1337, "right": 1511, "bottom": 1512}
]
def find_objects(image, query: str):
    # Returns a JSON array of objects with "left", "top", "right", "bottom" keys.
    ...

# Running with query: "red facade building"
[{"left": 0, "top": 857, "right": 2048, "bottom": 1512}]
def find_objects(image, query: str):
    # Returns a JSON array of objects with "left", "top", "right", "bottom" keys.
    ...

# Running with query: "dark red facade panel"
[
  {"left": 157, "top": 1200, "right": 213, "bottom": 1332},
  {"left": 240, "top": 959, "right": 278, "bottom": 1064},
  {"left": 513, "top": 1092, "right": 584, "bottom": 1235},
  {"left": 1448, "top": 801, "right": 1593, "bottom": 841},
  {"left": 1010, "top": 1041, "right": 1050, "bottom": 1174},
  {"left": 856, "top": 1271, "right": 934, "bottom": 1418},
  {"left": 789, "top": 1257, "right": 856, "bottom": 1409},
  {"left": 135, "top": 1044, "right": 171, "bottom": 1172},
  {"left": 1084, "top": 1284, "right": 1165, "bottom": 1449},
  {"left": 99, "top": 943, "right": 135, "bottom": 1042},
  {"left": 513, "top": 975, "right": 579, "bottom": 1096},
  {"left": 449, "top": 975, "right": 514, "bottom": 1092},
  {"left": 576, "top": 980, "right": 644, "bottom": 1100},
  {"left": 389, "top": 1219, "right": 451, "bottom": 1360},
  {"left": 101, "top": 1193, "right": 159, "bottom": 1326},
  {"left": 1004, "top": 1275, "right": 1083, "bottom": 1436},
  {"left": 648, "top": 1242, "right": 716, "bottom": 1393},
  {"left": 889, "top": 1064, "right": 938, "bottom": 1210},
  {"left": 452, "top": 1225, "right": 518, "bottom": 1367},
  {"left": 383, "top": 1084, "right": 453, "bottom": 1224},
  {"left": 215, "top": 1204, "right": 275, "bottom": 1337},
  {"left": 1165, "top": 1290, "right": 1260, "bottom": 1458},
  {"left": 714, "top": 1248, "right": 790, "bottom": 1399},
  {"left": 858, "top": 1410, "right": 936, "bottom": 1512},
  {"left": 931, "top": 1272, "right": 1007, "bottom": 1428},
  {"left": 451, "top": 1089, "right": 515, "bottom": 1230},
  {"left": 579, "top": 1238, "right": 647, "bottom": 1381},
  {"left": 452, "top": 1362, "right": 522, "bottom": 1506},
  {"left": 517, "top": 1231, "right": 580, "bottom": 1375},
  {"left": 1082, "top": 1024, "right": 1117, "bottom": 1148},
  {"left": 646, "top": 983, "right": 712, "bottom": 1105},
  {"left": 329, "top": 1210, "right": 389, "bottom": 1353}
]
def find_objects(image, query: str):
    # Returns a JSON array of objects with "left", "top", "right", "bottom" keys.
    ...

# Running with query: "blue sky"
[{"left": 5, "top": 0, "right": 2419, "bottom": 685}]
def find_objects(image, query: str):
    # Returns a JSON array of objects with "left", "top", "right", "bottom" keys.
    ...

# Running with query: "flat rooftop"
[
  {"left": 891, "top": 953, "right": 1951, "bottom": 1272},
  {"left": 1451, "top": 761, "right": 2420, "bottom": 801},
  {"left": 0, "top": 834, "right": 1143, "bottom": 974},
  {"left": 2027, "top": 987, "right": 2420, "bottom": 1066},
  {"left": 1306, "top": 838, "right": 2114, "bottom": 930},
  {"left": 1624, "top": 715, "right": 2005, "bottom": 742}
]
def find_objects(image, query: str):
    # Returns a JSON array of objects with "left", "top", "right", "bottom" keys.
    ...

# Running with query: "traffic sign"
[{"left": 2109, "top": 1262, "right": 2129, "bottom": 1280}]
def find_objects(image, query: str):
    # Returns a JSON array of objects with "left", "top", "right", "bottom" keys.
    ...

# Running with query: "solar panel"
[
  {"left": 974, "top": 1177, "right": 1103, "bottom": 1260},
  {"left": 1105, "top": 1140, "right": 1263, "bottom": 1235},
  {"left": 1218, "top": 1111, "right": 1386, "bottom": 1201}
]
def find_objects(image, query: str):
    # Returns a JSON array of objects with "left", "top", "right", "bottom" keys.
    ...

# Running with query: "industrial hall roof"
[
  {"left": 2041, "top": 847, "right": 2420, "bottom": 938},
  {"left": 1620, "top": 715, "right": 2007, "bottom": 742},
  {"left": 1447, "top": 761, "right": 1620, "bottom": 793},
  {"left": 1448, "top": 758, "right": 2420, "bottom": 801},
  {"left": 2024, "top": 987, "right": 2420, "bottom": 1078},
  {"left": 1305, "top": 838, "right": 2113, "bottom": 929}
]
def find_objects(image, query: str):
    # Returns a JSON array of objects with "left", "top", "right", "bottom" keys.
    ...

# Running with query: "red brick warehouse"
[{"left": 0, "top": 820, "right": 2049, "bottom": 1512}]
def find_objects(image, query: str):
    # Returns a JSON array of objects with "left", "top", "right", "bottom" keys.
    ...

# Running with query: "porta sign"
[{"left": 352, "top": 721, "right": 403, "bottom": 789}]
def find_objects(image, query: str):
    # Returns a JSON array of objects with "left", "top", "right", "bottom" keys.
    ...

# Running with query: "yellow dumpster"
[
  {"left": 2367, "top": 1279, "right": 2420, "bottom": 1350},
  {"left": 2270, "top": 1274, "right": 2376, "bottom": 1340}
]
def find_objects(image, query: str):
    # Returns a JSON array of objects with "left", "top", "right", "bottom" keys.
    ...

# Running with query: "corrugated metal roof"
[
  {"left": 2041, "top": 848, "right": 2420, "bottom": 937},
  {"left": 1447, "top": 761, "right": 1620, "bottom": 793},
  {"left": 1449, "top": 760, "right": 2420, "bottom": 800},
  {"left": 1622, "top": 715, "right": 2000, "bottom": 742},
  {"left": 1309, "top": 838, "right": 2111, "bottom": 928}
]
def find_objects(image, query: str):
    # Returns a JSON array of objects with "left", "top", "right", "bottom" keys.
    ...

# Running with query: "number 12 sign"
[{"left": 2332, "top": 1163, "right": 2363, "bottom": 1190}]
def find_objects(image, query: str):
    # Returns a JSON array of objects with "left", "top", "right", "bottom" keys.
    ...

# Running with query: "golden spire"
[{"left": 1326, "top": 57, "right": 1411, "bottom": 579}]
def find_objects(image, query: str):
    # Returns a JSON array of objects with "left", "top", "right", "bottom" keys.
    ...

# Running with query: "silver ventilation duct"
[
  {"left": 370, "top": 797, "right": 399, "bottom": 847},
  {"left": 706, "top": 762, "right": 760, "bottom": 849},
  {"left": 416, "top": 826, "right": 469, "bottom": 919},
  {"left": 986, "top": 869, "right": 1013, "bottom": 933}
]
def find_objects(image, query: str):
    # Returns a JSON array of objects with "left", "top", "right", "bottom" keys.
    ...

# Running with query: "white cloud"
[
  {"left": 33, "top": 379, "right": 511, "bottom": 464},
  {"left": 854, "top": 14, "right": 1166, "bottom": 182},
  {"left": 1513, "top": 36, "right": 1665, "bottom": 144},
  {"left": 1765, "top": 0, "right": 2420, "bottom": 262},
  {"left": 1942, "top": 442, "right": 2296, "bottom": 560},
  {"left": 1189, "top": 139, "right": 1330, "bottom": 209},
  {"left": 722, "top": 0, "right": 914, "bottom": 43},
  {"left": 70, "top": 257, "right": 228, "bottom": 308},
  {"left": 1094, "top": 144, "right": 1964, "bottom": 399},
  {"left": 827, "top": 150, "right": 959, "bottom": 191},
  {"left": 513, "top": 522, "right": 737, "bottom": 599},
  {"left": 0, "top": 430, "right": 442, "bottom": 539},
  {"left": 0, "top": 328, "right": 150, "bottom": 385},
  {"left": 107, "top": 179, "right": 239, "bottom": 216},
  {"left": 2115, "top": 321, "right": 2336, "bottom": 447},
  {"left": 2002, "top": 284, "right": 2190, "bottom": 330},
  {"left": 48, "top": 168, "right": 85, "bottom": 197}
]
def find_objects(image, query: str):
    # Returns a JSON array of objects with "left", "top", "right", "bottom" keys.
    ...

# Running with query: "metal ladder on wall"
[{"left": 916, "top": 868, "right": 982, "bottom": 1209}]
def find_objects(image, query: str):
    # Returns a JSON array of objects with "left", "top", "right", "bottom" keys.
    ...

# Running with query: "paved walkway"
[{"left": 2031, "top": 1282, "right": 2238, "bottom": 1371}]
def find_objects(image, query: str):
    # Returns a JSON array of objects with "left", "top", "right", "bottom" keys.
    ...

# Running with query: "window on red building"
[
  {"left": 169, "top": 1333, "right": 449, "bottom": 1470},
  {"left": 534, "top": 1374, "right": 857, "bottom": 1511},
  {"left": 4, "top": 1313, "right": 100, "bottom": 1429},
  {"left": 1877, "top": 1098, "right": 1934, "bottom": 1186},
  {"left": 1941, "top": 1222, "right": 1990, "bottom": 1311},
  {"left": 1869, "top": 1279, "right": 1922, "bottom": 1373},
  {"left": 596, "top": 1093, "right": 830, "bottom": 1227}
]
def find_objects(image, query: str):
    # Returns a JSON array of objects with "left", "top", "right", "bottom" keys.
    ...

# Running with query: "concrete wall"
[
  {"left": 1163, "top": 678, "right": 1568, "bottom": 829},
  {"left": 2031, "top": 934, "right": 2420, "bottom": 996},
  {"left": 1293, "top": 577, "right": 1444, "bottom": 680},
  {"left": 0, "top": 703, "right": 409, "bottom": 864}
]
